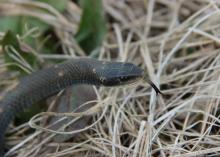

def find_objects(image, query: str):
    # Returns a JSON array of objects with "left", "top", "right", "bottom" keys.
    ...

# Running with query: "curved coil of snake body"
[{"left": 0, "top": 58, "right": 146, "bottom": 156}]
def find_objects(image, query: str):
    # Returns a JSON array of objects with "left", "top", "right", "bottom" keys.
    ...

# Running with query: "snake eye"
[
  {"left": 95, "top": 60, "right": 144, "bottom": 86},
  {"left": 101, "top": 75, "right": 141, "bottom": 86},
  {"left": 118, "top": 75, "right": 140, "bottom": 84}
]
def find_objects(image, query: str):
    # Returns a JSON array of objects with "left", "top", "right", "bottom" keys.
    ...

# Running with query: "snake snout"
[{"left": 98, "top": 62, "right": 143, "bottom": 86}]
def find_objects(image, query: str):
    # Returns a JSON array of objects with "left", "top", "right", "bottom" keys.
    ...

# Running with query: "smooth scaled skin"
[{"left": 0, "top": 58, "right": 143, "bottom": 156}]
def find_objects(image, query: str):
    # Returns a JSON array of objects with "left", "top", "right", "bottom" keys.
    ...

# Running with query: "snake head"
[{"left": 95, "top": 61, "right": 144, "bottom": 86}]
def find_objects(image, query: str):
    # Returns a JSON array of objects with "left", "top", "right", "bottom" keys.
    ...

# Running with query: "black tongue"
[{"left": 148, "top": 80, "right": 164, "bottom": 96}]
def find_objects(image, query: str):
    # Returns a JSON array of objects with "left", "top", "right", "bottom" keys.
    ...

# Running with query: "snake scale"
[{"left": 0, "top": 58, "right": 162, "bottom": 156}]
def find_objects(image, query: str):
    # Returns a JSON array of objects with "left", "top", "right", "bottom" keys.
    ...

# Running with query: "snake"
[{"left": 0, "top": 58, "right": 162, "bottom": 156}]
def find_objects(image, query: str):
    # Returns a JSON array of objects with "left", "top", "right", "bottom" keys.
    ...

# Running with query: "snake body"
[{"left": 0, "top": 58, "right": 144, "bottom": 156}]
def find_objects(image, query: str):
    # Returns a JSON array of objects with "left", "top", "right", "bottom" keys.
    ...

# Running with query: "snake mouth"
[
  {"left": 94, "top": 61, "right": 144, "bottom": 86},
  {"left": 100, "top": 74, "right": 143, "bottom": 86}
]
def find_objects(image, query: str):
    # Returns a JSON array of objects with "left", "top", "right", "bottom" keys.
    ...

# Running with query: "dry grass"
[{"left": 1, "top": 0, "right": 220, "bottom": 157}]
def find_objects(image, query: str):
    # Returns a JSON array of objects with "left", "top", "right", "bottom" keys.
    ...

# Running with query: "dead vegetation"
[{"left": 1, "top": 0, "right": 220, "bottom": 157}]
